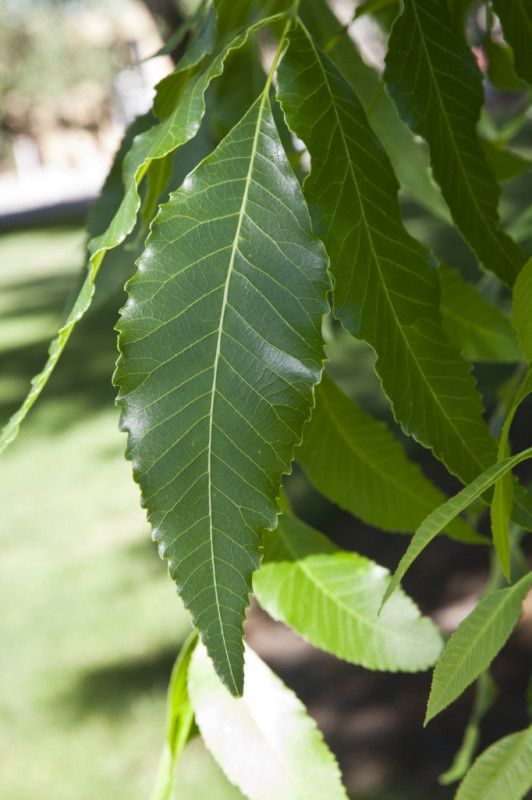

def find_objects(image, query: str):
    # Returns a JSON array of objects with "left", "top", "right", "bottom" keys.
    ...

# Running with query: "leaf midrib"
[{"left": 302, "top": 26, "right": 486, "bottom": 478}]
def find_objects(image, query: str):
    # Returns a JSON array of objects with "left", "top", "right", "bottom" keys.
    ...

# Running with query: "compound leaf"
[
  {"left": 492, "top": 0, "right": 532, "bottom": 87},
  {"left": 277, "top": 21, "right": 497, "bottom": 486},
  {"left": 115, "top": 87, "right": 329, "bottom": 694},
  {"left": 188, "top": 642, "right": 348, "bottom": 800},
  {"left": 385, "top": 0, "right": 525, "bottom": 285},
  {"left": 455, "top": 725, "right": 532, "bottom": 800},
  {"left": 254, "top": 514, "right": 443, "bottom": 672},
  {"left": 383, "top": 447, "right": 532, "bottom": 606},
  {"left": 439, "top": 265, "right": 521, "bottom": 363},
  {"left": 426, "top": 572, "right": 532, "bottom": 723},
  {"left": 297, "top": 375, "right": 479, "bottom": 542}
]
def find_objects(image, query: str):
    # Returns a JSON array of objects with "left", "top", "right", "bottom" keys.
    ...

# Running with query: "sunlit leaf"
[
  {"left": 385, "top": 0, "right": 526, "bottom": 285},
  {"left": 115, "top": 73, "right": 329, "bottom": 693},
  {"left": 456, "top": 725, "right": 532, "bottom": 800},
  {"left": 255, "top": 514, "right": 442, "bottom": 671},
  {"left": 425, "top": 572, "right": 532, "bottom": 723},
  {"left": 188, "top": 642, "right": 348, "bottom": 800}
]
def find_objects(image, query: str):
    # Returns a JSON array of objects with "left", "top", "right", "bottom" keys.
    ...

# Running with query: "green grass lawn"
[{"left": 0, "top": 224, "right": 242, "bottom": 799}]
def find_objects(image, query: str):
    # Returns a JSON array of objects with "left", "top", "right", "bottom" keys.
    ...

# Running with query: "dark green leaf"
[
  {"left": 385, "top": 0, "right": 526, "bottom": 285},
  {"left": 482, "top": 139, "right": 531, "bottom": 184},
  {"left": 425, "top": 572, "right": 532, "bottom": 723},
  {"left": 492, "top": 0, "right": 532, "bottom": 87},
  {"left": 115, "top": 79, "right": 329, "bottom": 694},
  {"left": 455, "top": 725, "right": 532, "bottom": 800},
  {"left": 188, "top": 642, "right": 348, "bottom": 800},
  {"left": 278, "top": 21, "right": 497, "bottom": 485},
  {"left": 512, "top": 257, "right": 532, "bottom": 361},
  {"left": 439, "top": 265, "right": 521, "bottom": 363},
  {"left": 254, "top": 514, "right": 443, "bottom": 671},
  {"left": 382, "top": 447, "right": 532, "bottom": 606},
  {"left": 297, "top": 375, "right": 479, "bottom": 542},
  {"left": 485, "top": 37, "right": 526, "bottom": 92}
]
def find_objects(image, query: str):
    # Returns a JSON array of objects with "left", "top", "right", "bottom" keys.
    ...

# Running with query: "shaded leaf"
[
  {"left": 383, "top": 446, "right": 532, "bottom": 606},
  {"left": 297, "top": 375, "right": 479, "bottom": 542},
  {"left": 512, "top": 257, "right": 532, "bottom": 361},
  {"left": 492, "top": 0, "right": 532, "bottom": 87},
  {"left": 439, "top": 672, "right": 498, "bottom": 785},
  {"left": 439, "top": 265, "right": 521, "bottom": 363},
  {"left": 485, "top": 37, "right": 526, "bottom": 92},
  {"left": 492, "top": 368, "right": 532, "bottom": 578},
  {"left": 455, "top": 725, "right": 532, "bottom": 800},
  {"left": 482, "top": 139, "right": 531, "bottom": 184},
  {"left": 254, "top": 514, "right": 443, "bottom": 672},
  {"left": 115, "top": 81, "right": 329, "bottom": 694},
  {"left": 278, "top": 21, "right": 497, "bottom": 485},
  {"left": 150, "top": 631, "right": 198, "bottom": 800},
  {"left": 385, "top": 0, "right": 525, "bottom": 285},
  {"left": 425, "top": 572, "right": 532, "bottom": 723},
  {"left": 188, "top": 642, "right": 348, "bottom": 800},
  {"left": 300, "top": 0, "right": 449, "bottom": 221}
]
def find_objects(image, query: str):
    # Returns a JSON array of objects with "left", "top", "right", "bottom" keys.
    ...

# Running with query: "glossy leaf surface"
[
  {"left": 254, "top": 514, "right": 443, "bottom": 671},
  {"left": 455, "top": 725, "right": 532, "bottom": 800},
  {"left": 188, "top": 642, "right": 348, "bottom": 800},
  {"left": 115, "top": 90, "right": 329, "bottom": 694},
  {"left": 278, "top": 21, "right": 496, "bottom": 485},
  {"left": 297, "top": 375, "right": 478, "bottom": 541},
  {"left": 385, "top": 0, "right": 525, "bottom": 285},
  {"left": 425, "top": 572, "right": 532, "bottom": 723}
]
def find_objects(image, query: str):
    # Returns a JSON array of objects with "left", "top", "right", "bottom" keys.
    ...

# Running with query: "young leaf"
[
  {"left": 492, "top": 0, "right": 532, "bottom": 87},
  {"left": 150, "top": 631, "right": 198, "bottom": 800},
  {"left": 455, "top": 725, "right": 532, "bottom": 800},
  {"left": 0, "top": 8, "right": 286, "bottom": 454},
  {"left": 512, "top": 257, "right": 532, "bottom": 361},
  {"left": 115, "top": 71, "right": 329, "bottom": 693},
  {"left": 188, "top": 642, "right": 348, "bottom": 800},
  {"left": 384, "top": 0, "right": 526, "bottom": 285},
  {"left": 300, "top": 0, "right": 449, "bottom": 222},
  {"left": 254, "top": 514, "right": 443, "bottom": 672},
  {"left": 277, "top": 21, "right": 497, "bottom": 486},
  {"left": 439, "top": 265, "right": 521, "bottom": 363},
  {"left": 297, "top": 375, "right": 479, "bottom": 543},
  {"left": 491, "top": 368, "right": 532, "bottom": 578},
  {"left": 439, "top": 672, "right": 498, "bottom": 785},
  {"left": 425, "top": 572, "right": 532, "bottom": 724},
  {"left": 383, "top": 447, "right": 532, "bottom": 606}
]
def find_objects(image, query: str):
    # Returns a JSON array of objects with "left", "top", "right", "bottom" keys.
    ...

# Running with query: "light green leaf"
[
  {"left": 492, "top": 368, "right": 532, "bottom": 578},
  {"left": 455, "top": 725, "right": 532, "bottom": 800},
  {"left": 0, "top": 7, "right": 287, "bottom": 454},
  {"left": 150, "top": 631, "right": 198, "bottom": 800},
  {"left": 383, "top": 447, "right": 532, "bottom": 606},
  {"left": 439, "top": 265, "right": 521, "bottom": 363},
  {"left": 492, "top": 0, "right": 532, "bottom": 87},
  {"left": 439, "top": 672, "right": 498, "bottom": 785},
  {"left": 115, "top": 61, "right": 329, "bottom": 693},
  {"left": 385, "top": 0, "right": 526, "bottom": 285},
  {"left": 297, "top": 375, "right": 479, "bottom": 542},
  {"left": 278, "top": 21, "right": 497, "bottom": 486},
  {"left": 425, "top": 572, "right": 532, "bottom": 723},
  {"left": 512, "top": 257, "right": 532, "bottom": 361},
  {"left": 254, "top": 514, "right": 443, "bottom": 672},
  {"left": 188, "top": 642, "right": 348, "bottom": 800},
  {"left": 300, "top": 0, "right": 449, "bottom": 221}
]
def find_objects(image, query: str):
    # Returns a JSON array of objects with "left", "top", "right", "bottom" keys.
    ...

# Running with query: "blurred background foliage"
[{"left": 0, "top": 1, "right": 531, "bottom": 799}]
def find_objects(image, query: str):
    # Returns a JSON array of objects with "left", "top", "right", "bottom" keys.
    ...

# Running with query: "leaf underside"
[
  {"left": 115, "top": 94, "right": 329, "bottom": 694},
  {"left": 255, "top": 514, "right": 443, "bottom": 672},
  {"left": 385, "top": 0, "right": 525, "bottom": 285}
]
